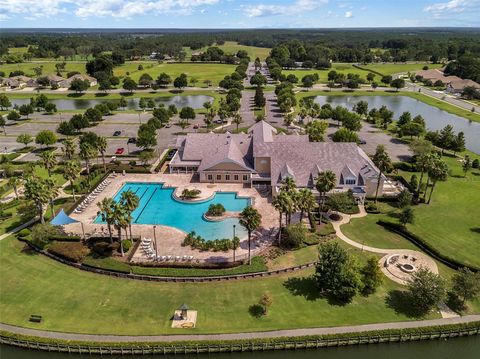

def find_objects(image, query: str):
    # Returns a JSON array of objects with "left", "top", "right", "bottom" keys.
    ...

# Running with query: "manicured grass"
[
  {"left": 294, "top": 90, "right": 480, "bottom": 123},
  {"left": 0, "top": 235, "right": 436, "bottom": 336},
  {"left": 124, "top": 63, "right": 235, "bottom": 87},
  {"left": 284, "top": 63, "right": 441, "bottom": 84},
  {"left": 0, "top": 61, "right": 86, "bottom": 78},
  {"left": 356, "top": 63, "right": 443, "bottom": 76},
  {"left": 342, "top": 157, "right": 480, "bottom": 269},
  {"left": 267, "top": 245, "right": 318, "bottom": 270},
  {"left": 183, "top": 41, "right": 271, "bottom": 61}
]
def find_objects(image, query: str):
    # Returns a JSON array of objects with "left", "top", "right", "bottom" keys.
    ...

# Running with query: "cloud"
[
  {"left": 0, "top": 0, "right": 219, "bottom": 19},
  {"left": 243, "top": 0, "right": 328, "bottom": 18},
  {"left": 424, "top": 0, "right": 480, "bottom": 14},
  {"left": 0, "top": 13, "right": 10, "bottom": 21},
  {"left": 344, "top": 11, "right": 353, "bottom": 18}
]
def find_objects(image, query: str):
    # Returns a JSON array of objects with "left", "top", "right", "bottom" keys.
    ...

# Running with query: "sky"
[{"left": 0, "top": 0, "right": 479, "bottom": 28}]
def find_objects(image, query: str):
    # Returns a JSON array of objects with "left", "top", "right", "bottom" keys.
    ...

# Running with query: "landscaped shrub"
[
  {"left": 282, "top": 224, "right": 307, "bottom": 249},
  {"left": 206, "top": 203, "right": 226, "bottom": 216},
  {"left": 182, "top": 231, "right": 233, "bottom": 252},
  {"left": 88, "top": 237, "right": 120, "bottom": 256},
  {"left": 49, "top": 234, "right": 81, "bottom": 242},
  {"left": 365, "top": 202, "right": 380, "bottom": 214},
  {"left": 121, "top": 239, "right": 132, "bottom": 252},
  {"left": 48, "top": 242, "right": 90, "bottom": 263},
  {"left": 181, "top": 188, "right": 201, "bottom": 199},
  {"left": 30, "top": 223, "right": 60, "bottom": 248},
  {"left": 326, "top": 190, "right": 359, "bottom": 214}
]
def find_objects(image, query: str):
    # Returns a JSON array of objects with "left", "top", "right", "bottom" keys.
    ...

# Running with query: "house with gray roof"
[{"left": 170, "top": 121, "right": 384, "bottom": 201}]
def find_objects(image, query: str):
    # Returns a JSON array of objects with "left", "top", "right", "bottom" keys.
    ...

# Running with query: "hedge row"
[
  {"left": 1, "top": 321, "right": 478, "bottom": 349},
  {"left": 377, "top": 220, "right": 479, "bottom": 272}
]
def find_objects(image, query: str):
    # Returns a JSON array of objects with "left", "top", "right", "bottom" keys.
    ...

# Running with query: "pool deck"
[{"left": 64, "top": 173, "right": 278, "bottom": 263}]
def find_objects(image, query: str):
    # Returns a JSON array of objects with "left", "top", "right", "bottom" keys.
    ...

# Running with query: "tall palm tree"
[
  {"left": 281, "top": 189, "right": 297, "bottom": 225},
  {"left": 79, "top": 142, "right": 96, "bottom": 176},
  {"left": 112, "top": 202, "right": 128, "bottom": 257},
  {"left": 45, "top": 178, "right": 59, "bottom": 219},
  {"left": 297, "top": 188, "right": 316, "bottom": 223},
  {"left": 233, "top": 112, "right": 243, "bottom": 131},
  {"left": 372, "top": 145, "right": 392, "bottom": 203},
  {"left": 426, "top": 158, "right": 449, "bottom": 204},
  {"left": 96, "top": 136, "right": 108, "bottom": 173},
  {"left": 415, "top": 152, "right": 432, "bottom": 196},
  {"left": 97, "top": 197, "right": 115, "bottom": 244},
  {"left": 8, "top": 177, "right": 22, "bottom": 200},
  {"left": 272, "top": 191, "right": 291, "bottom": 244},
  {"left": 239, "top": 206, "right": 262, "bottom": 265},
  {"left": 62, "top": 137, "right": 76, "bottom": 160},
  {"left": 24, "top": 176, "right": 50, "bottom": 223},
  {"left": 63, "top": 161, "right": 81, "bottom": 201},
  {"left": 39, "top": 150, "right": 57, "bottom": 177},
  {"left": 120, "top": 190, "right": 140, "bottom": 239},
  {"left": 282, "top": 177, "right": 297, "bottom": 193},
  {"left": 315, "top": 170, "right": 336, "bottom": 224}
]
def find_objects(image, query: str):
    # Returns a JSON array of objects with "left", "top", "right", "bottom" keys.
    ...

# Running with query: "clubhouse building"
[{"left": 169, "top": 121, "right": 384, "bottom": 202}]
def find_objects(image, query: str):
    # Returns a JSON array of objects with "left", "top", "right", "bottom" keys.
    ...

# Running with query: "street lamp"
[
  {"left": 153, "top": 225, "right": 158, "bottom": 261},
  {"left": 233, "top": 224, "right": 236, "bottom": 240}
]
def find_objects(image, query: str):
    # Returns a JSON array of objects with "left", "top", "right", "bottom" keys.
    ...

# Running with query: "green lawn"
[
  {"left": 284, "top": 63, "right": 442, "bottom": 83},
  {"left": 357, "top": 63, "right": 443, "bottom": 76},
  {"left": 124, "top": 62, "right": 235, "bottom": 86},
  {"left": 343, "top": 156, "right": 480, "bottom": 269},
  {"left": 0, "top": 61, "right": 86, "bottom": 78},
  {"left": 0, "top": 236, "right": 436, "bottom": 336},
  {"left": 183, "top": 41, "right": 271, "bottom": 61}
]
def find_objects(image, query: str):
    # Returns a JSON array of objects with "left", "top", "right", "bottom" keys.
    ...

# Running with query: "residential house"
[
  {"left": 59, "top": 74, "right": 97, "bottom": 88},
  {"left": 446, "top": 79, "right": 480, "bottom": 95},
  {"left": 170, "top": 121, "right": 384, "bottom": 202}
]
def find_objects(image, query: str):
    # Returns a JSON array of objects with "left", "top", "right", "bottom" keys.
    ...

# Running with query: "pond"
[
  {"left": 2, "top": 335, "right": 479, "bottom": 359},
  {"left": 9, "top": 95, "right": 213, "bottom": 111},
  {"left": 314, "top": 95, "right": 480, "bottom": 154}
]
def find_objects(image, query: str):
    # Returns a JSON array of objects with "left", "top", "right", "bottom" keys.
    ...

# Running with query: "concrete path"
[
  {"left": 1, "top": 316, "right": 478, "bottom": 343},
  {"left": 331, "top": 206, "right": 459, "bottom": 319}
]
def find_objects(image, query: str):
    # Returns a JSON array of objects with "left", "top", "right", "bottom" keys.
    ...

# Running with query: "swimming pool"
[{"left": 94, "top": 182, "right": 250, "bottom": 240}]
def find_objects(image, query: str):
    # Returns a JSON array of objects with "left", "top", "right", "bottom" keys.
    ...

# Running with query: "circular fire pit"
[{"left": 400, "top": 263, "right": 416, "bottom": 273}]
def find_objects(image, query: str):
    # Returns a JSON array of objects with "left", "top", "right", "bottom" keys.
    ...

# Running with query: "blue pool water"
[{"left": 94, "top": 182, "right": 250, "bottom": 240}]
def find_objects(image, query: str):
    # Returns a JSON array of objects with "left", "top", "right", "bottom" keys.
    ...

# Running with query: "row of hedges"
[
  {"left": 182, "top": 231, "right": 236, "bottom": 252},
  {"left": 377, "top": 220, "right": 479, "bottom": 272},
  {"left": 47, "top": 242, "right": 90, "bottom": 263},
  {"left": 1, "top": 321, "right": 478, "bottom": 350}
]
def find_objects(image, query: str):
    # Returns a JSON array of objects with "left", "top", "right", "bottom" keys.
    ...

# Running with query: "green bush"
[
  {"left": 365, "top": 202, "right": 380, "bottom": 214},
  {"left": 50, "top": 234, "right": 81, "bottom": 242},
  {"left": 206, "top": 203, "right": 226, "bottom": 216},
  {"left": 326, "top": 190, "right": 359, "bottom": 214},
  {"left": 122, "top": 239, "right": 132, "bottom": 252},
  {"left": 182, "top": 231, "right": 233, "bottom": 252},
  {"left": 48, "top": 242, "right": 90, "bottom": 263},
  {"left": 282, "top": 223, "right": 307, "bottom": 249}
]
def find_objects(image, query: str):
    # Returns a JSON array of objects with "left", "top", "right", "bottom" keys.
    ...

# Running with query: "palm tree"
[
  {"left": 24, "top": 176, "right": 50, "bottom": 223},
  {"left": 8, "top": 177, "right": 22, "bottom": 200},
  {"left": 272, "top": 191, "right": 291, "bottom": 244},
  {"left": 372, "top": 145, "right": 392, "bottom": 203},
  {"left": 233, "top": 112, "right": 243, "bottom": 131},
  {"left": 120, "top": 190, "right": 140, "bottom": 239},
  {"left": 282, "top": 177, "right": 297, "bottom": 193},
  {"left": 297, "top": 188, "right": 316, "bottom": 224},
  {"left": 79, "top": 142, "right": 96, "bottom": 176},
  {"left": 315, "top": 170, "right": 336, "bottom": 224},
  {"left": 415, "top": 152, "right": 432, "bottom": 196},
  {"left": 63, "top": 161, "right": 81, "bottom": 201},
  {"left": 426, "top": 158, "right": 449, "bottom": 204},
  {"left": 45, "top": 178, "right": 59, "bottom": 219},
  {"left": 62, "top": 137, "right": 76, "bottom": 160},
  {"left": 112, "top": 202, "right": 128, "bottom": 256},
  {"left": 96, "top": 136, "right": 108, "bottom": 173},
  {"left": 39, "top": 150, "right": 57, "bottom": 177},
  {"left": 97, "top": 198, "right": 115, "bottom": 244},
  {"left": 239, "top": 206, "right": 262, "bottom": 265},
  {"left": 281, "top": 190, "right": 297, "bottom": 225}
]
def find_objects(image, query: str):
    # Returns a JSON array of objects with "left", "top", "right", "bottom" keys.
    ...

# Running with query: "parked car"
[
  {"left": 193, "top": 124, "right": 199, "bottom": 129},
  {"left": 113, "top": 130, "right": 121, "bottom": 136},
  {"left": 165, "top": 123, "right": 172, "bottom": 128},
  {"left": 115, "top": 148, "right": 125, "bottom": 155},
  {"left": 127, "top": 137, "right": 136, "bottom": 144},
  {"left": 358, "top": 139, "right": 367, "bottom": 145},
  {"left": 167, "top": 149, "right": 177, "bottom": 160}
]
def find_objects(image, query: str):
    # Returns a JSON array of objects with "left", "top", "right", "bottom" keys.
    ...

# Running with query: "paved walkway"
[
  {"left": 1, "top": 315, "right": 478, "bottom": 342},
  {"left": 331, "top": 206, "right": 458, "bottom": 319}
]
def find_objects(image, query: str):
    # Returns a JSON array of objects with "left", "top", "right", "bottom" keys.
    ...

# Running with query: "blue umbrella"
[{"left": 50, "top": 209, "right": 85, "bottom": 238}]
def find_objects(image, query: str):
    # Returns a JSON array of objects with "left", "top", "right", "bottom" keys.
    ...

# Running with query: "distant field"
[
  {"left": 183, "top": 41, "right": 271, "bottom": 61},
  {"left": 121, "top": 62, "right": 236, "bottom": 86},
  {"left": 358, "top": 63, "right": 443, "bottom": 76},
  {"left": 284, "top": 62, "right": 443, "bottom": 82},
  {"left": 7, "top": 47, "right": 29, "bottom": 55},
  {"left": 0, "top": 61, "right": 86, "bottom": 77}
]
